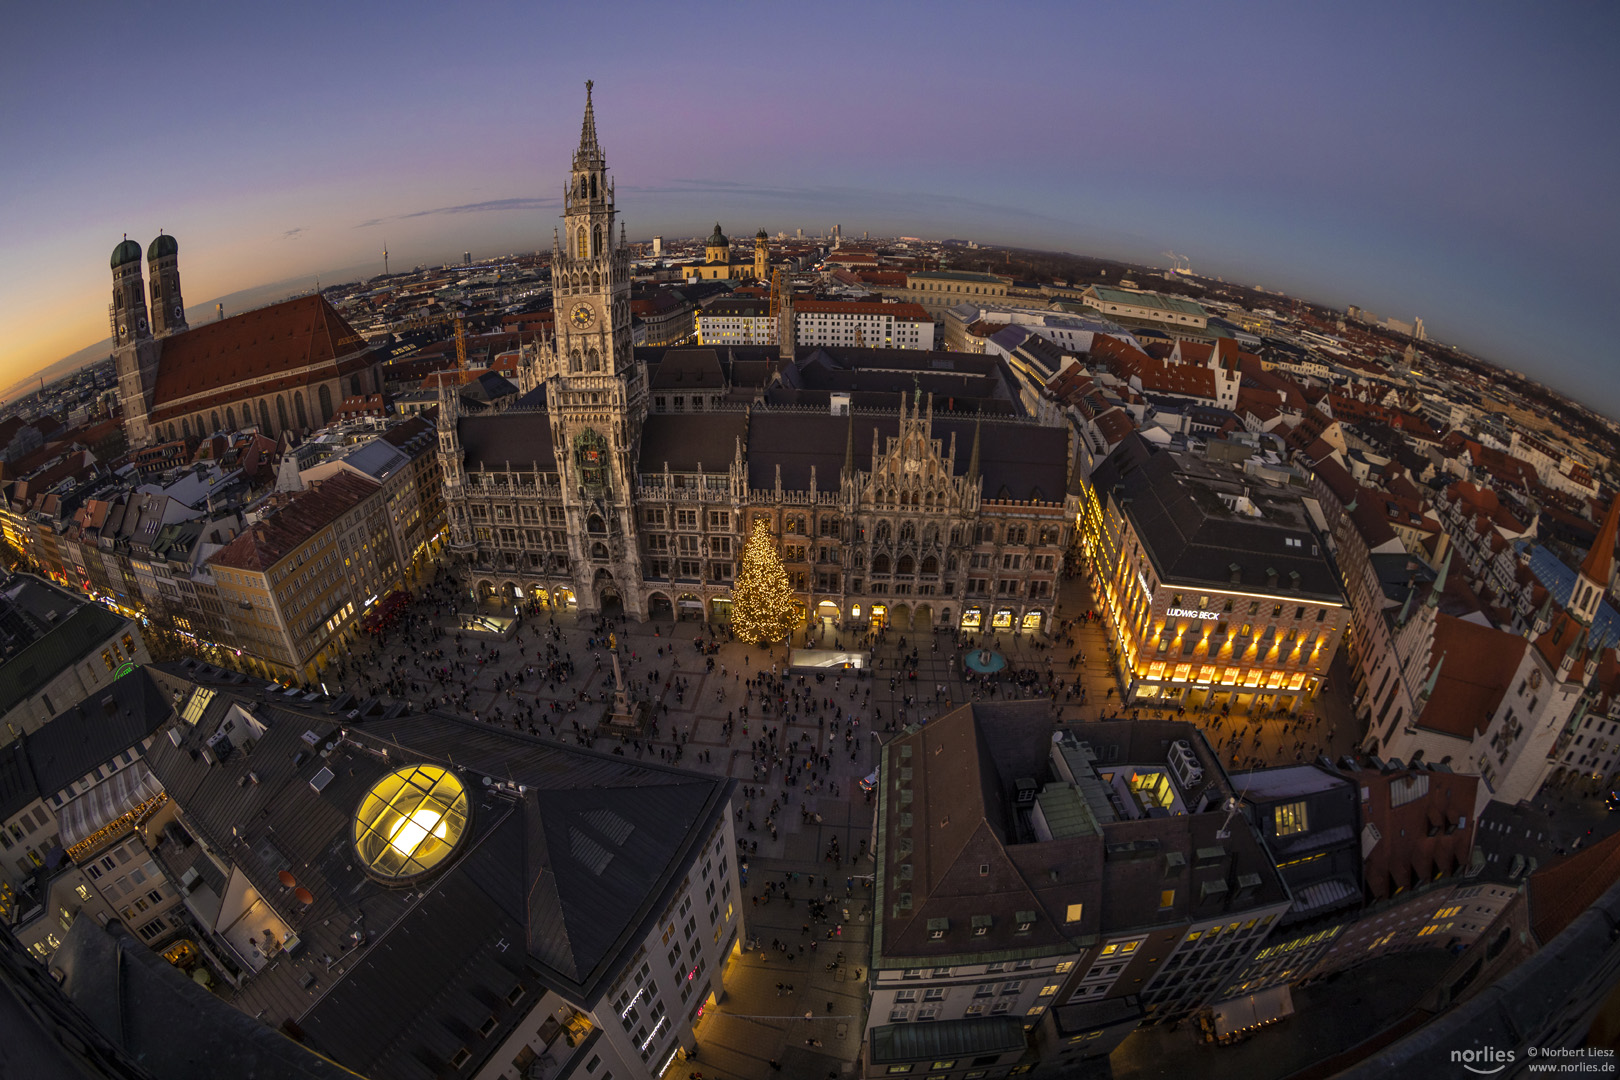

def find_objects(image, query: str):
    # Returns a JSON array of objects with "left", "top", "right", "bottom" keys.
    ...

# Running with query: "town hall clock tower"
[{"left": 531, "top": 82, "right": 648, "bottom": 617}]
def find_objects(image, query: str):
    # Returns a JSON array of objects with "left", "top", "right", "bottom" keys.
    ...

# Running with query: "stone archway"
[
  {"left": 647, "top": 592, "right": 673, "bottom": 619},
  {"left": 593, "top": 569, "right": 622, "bottom": 615},
  {"left": 891, "top": 604, "right": 912, "bottom": 631},
  {"left": 914, "top": 603, "right": 934, "bottom": 630}
]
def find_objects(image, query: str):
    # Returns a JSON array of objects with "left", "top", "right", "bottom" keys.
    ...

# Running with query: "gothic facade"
[{"left": 437, "top": 86, "right": 1077, "bottom": 634}]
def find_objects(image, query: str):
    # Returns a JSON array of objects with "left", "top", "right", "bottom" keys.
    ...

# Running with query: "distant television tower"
[{"left": 384, "top": 245, "right": 389, "bottom": 276}]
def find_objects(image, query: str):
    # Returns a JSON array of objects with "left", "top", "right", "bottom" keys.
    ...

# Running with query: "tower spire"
[
  {"left": 578, "top": 79, "right": 600, "bottom": 160},
  {"left": 1580, "top": 494, "right": 1619, "bottom": 588},
  {"left": 1425, "top": 547, "right": 1452, "bottom": 609},
  {"left": 967, "top": 418, "right": 982, "bottom": 482}
]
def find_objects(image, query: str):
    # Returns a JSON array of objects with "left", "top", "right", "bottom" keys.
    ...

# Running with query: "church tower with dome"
[
  {"left": 104, "top": 229, "right": 380, "bottom": 450},
  {"left": 110, "top": 237, "right": 163, "bottom": 447},
  {"left": 147, "top": 232, "right": 187, "bottom": 338}
]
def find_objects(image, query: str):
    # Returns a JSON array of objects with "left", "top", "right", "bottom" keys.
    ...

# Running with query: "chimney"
[{"left": 216, "top": 303, "right": 225, "bottom": 322}]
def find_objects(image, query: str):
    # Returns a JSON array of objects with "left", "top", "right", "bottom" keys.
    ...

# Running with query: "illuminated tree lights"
[{"left": 731, "top": 519, "right": 799, "bottom": 645}]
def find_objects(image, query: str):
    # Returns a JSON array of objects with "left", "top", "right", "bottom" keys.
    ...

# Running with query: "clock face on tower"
[{"left": 570, "top": 303, "right": 595, "bottom": 329}]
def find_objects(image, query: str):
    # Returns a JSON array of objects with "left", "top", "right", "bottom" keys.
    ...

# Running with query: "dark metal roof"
[
  {"left": 743, "top": 411, "right": 1070, "bottom": 502},
  {"left": 25, "top": 668, "right": 172, "bottom": 798},
  {"left": 0, "top": 602, "right": 130, "bottom": 717},
  {"left": 52, "top": 917, "right": 350, "bottom": 1080},
  {"left": 459, "top": 411, "right": 557, "bottom": 472},
  {"left": 1090, "top": 434, "right": 1343, "bottom": 600},
  {"left": 649, "top": 347, "right": 726, "bottom": 390},
  {"left": 139, "top": 668, "right": 732, "bottom": 1080},
  {"left": 0, "top": 740, "right": 38, "bottom": 821},
  {"left": 640, "top": 412, "right": 747, "bottom": 473}
]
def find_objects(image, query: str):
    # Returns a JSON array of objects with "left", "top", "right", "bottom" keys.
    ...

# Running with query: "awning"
[
  {"left": 1210, "top": 985, "right": 1294, "bottom": 1038},
  {"left": 59, "top": 761, "right": 165, "bottom": 851},
  {"left": 1290, "top": 877, "right": 1360, "bottom": 916}
]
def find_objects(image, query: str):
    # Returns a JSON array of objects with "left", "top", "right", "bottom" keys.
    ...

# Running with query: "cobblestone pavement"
[{"left": 316, "top": 563, "right": 1373, "bottom": 1079}]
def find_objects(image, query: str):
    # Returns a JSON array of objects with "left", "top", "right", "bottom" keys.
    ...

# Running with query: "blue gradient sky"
[{"left": 3, "top": 1, "right": 1617, "bottom": 415}]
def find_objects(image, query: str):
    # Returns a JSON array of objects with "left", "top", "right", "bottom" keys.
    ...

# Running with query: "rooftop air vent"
[{"left": 309, "top": 766, "right": 335, "bottom": 793}]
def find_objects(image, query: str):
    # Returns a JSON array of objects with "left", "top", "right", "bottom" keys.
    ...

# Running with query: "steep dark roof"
[
  {"left": 640, "top": 412, "right": 747, "bottom": 473},
  {"left": 139, "top": 671, "right": 732, "bottom": 1080},
  {"left": 649, "top": 347, "right": 726, "bottom": 390},
  {"left": 0, "top": 603, "right": 130, "bottom": 717},
  {"left": 24, "top": 668, "right": 172, "bottom": 798},
  {"left": 744, "top": 411, "right": 1069, "bottom": 501},
  {"left": 458, "top": 410, "right": 558, "bottom": 471},
  {"left": 52, "top": 917, "right": 349, "bottom": 1080},
  {"left": 0, "top": 740, "right": 38, "bottom": 821}
]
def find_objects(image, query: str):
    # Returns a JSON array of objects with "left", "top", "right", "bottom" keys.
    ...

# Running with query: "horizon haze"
[{"left": 3, "top": 1, "right": 1617, "bottom": 417}]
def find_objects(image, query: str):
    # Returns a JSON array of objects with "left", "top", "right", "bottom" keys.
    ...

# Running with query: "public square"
[{"left": 293, "top": 554, "right": 1428, "bottom": 1080}]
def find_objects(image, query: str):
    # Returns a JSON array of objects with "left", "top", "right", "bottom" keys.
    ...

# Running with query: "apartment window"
[
  {"left": 1159, "top": 890, "right": 1175, "bottom": 909},
  {"left": 1065, "top": 902, "right": 1084, "bottom": 923},
  {"left": 1274, "top": 801, "right": 1309, "bottom": 837}
]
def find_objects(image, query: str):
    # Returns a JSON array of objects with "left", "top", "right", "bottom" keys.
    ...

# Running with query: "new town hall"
[{"left": 437, "top": 85, "right": 1078, "bottom": 634}]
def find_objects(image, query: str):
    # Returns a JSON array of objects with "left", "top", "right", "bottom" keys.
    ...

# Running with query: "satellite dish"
[
  {"left": 294, "top": 887, "right": 315, "bottom": 906},
  {"left": 278, "top": 870, "right": 297, "bottom": 888}
]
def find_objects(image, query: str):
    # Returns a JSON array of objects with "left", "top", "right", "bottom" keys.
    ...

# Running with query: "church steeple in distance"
[{"left": 1570, "top": 495, "right": 1619, "bottom": 627}]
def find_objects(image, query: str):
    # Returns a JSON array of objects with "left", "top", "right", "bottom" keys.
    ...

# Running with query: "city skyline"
[{"left": 2, "top": 2, "right": 1618, "bottom": 415}]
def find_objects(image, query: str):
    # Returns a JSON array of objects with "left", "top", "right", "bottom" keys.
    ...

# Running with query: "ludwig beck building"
[{"left": 436, "top": 86, "right": 1079, "bottom": 634}]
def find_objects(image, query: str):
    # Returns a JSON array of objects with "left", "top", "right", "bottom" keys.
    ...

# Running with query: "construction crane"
[{"left": 455, "top": 314, "right": 468, "bottom": 372}]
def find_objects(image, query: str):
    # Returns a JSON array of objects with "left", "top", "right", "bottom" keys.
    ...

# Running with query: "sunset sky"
[{"left": 3, "top": 1, "right": 1617, "bottom": 414}]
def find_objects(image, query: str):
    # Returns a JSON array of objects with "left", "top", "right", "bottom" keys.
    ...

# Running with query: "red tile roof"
[
  {"left": 152, "top": 295, "right": 371, "bottom": 410},
  {"left": 208, "top": 471, "right": 379, "bottom": 572},
  {"left": 1528, "top": 828, "right": 1620, "bottom": 944},
  {"left": 796, "top": 299, "right": 932, "bottom": 320},
  {"left": 1350, "top": 764, "right": 1478, "bottom": 900},
  {"left": 1415, "top": 614, "right": 1529, "bottom": 738},
  {"left": 1579, "top": 495, "right": 1620, "bottom": 586}
]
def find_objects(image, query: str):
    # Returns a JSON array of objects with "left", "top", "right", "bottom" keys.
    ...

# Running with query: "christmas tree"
[{"left": 731, "top": 518, "right": 799, "bottom": 645}]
